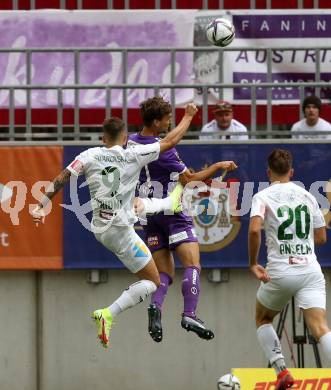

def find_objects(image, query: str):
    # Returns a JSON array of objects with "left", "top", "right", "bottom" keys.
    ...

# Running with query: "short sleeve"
[
  {"left": 132, "top": 142, "right": 160, "bottom": 168},
  {"left": 161, "top": 148, "right": 187, "bottom": 178},
  {"left": 250, "top": 194, "right": 266, "bottom": 220},
  {"left": 67, "top": 150, "right": 90, "bottom": 176},
  {"left": 312, "top": 199, "right": 326, "bottom": 229}
]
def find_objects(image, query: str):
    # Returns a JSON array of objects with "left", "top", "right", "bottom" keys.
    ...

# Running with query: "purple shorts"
[{"left": 143, "top": 212, "right": 198, "bottom": 252}]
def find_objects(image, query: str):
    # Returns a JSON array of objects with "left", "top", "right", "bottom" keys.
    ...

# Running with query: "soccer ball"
[
  {"left": 206, "top": 18, "right": 235, "bottom": 47},
  {"left": 217, "top": 373, "right": 241, "bottom": 390}
]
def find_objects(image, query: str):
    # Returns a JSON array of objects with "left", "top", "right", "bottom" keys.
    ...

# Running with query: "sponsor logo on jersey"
[
  {"left": 188, "top": 184, "right": 240, "bottom": 252},
  {"left": 147, "top": 235, "right": 160, "bottom": 247},
  {"left": 133, "top": 241, "right": 149, "bottom": 259}
]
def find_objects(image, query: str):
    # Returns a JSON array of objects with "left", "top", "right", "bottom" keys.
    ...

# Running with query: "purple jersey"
[
  {"left": 128, "top": 132, "right": 197, "bottom": 252},
  {"left": 128, "top": 133, "right": 186, "bottom": 199}
]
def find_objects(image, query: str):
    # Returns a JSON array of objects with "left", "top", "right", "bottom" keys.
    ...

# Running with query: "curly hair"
[{"left": 139, "top": 96, "right": 172, "bottom": 127}]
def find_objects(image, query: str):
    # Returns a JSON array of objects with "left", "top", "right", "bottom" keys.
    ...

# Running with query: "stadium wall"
[{"left": 0, "top": 268, "right": 330, "bottom": 390}]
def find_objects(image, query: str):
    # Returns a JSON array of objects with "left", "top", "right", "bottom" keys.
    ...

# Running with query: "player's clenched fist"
[
  {"left": 31, "top": 205, "right": 45, "bottom": 226},
  {"left": 185, "top": 103, "right": 198, "bottom": 117},
  {"left": 218, "top": 161, "right": 238, "bottom": 171}
]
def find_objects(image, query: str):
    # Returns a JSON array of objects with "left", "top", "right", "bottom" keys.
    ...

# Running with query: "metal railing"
[
  {"left": 5, "top": 0, "right": 322, "bottom": 10},
  {"left": 1, "top": 46, "right": 331, "bottom": 140},
  {"left": 1, "top": 82, "right": 331, "bottom": 141}
]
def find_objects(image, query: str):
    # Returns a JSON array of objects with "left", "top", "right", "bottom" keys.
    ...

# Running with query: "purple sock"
[
  {"left": 181, "top": 266, "right": 200, "bottom": 318},
  {"left": 151, "top": 272, "right": 172, "bottom": 310}
]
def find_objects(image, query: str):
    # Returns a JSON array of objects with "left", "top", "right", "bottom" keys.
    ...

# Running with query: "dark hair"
[
  {"left": 139, "top": 96, "right": 172, "bottom": 127},
  {"left": 302, "top": 95, "right": 321, "bottom": 113},
  {"left": 102, "top": 117, "right": 125, "bottom": 141},
  {"left": 268, "top": 149, "right": 293, "bottom": 175}
]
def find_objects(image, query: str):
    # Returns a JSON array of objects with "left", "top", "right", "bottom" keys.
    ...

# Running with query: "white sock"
[
  {"left": 141, "top": 197, "right": 172, "bottom": 214},
  {"left": 108, "top": 280, "right": 157, "bottom": 318},
  {"left": 319, "top": 331, "right": 331, "bottom": 363},
  {"left": 257, "top": 324, "right": 287, "bottom": 374}
]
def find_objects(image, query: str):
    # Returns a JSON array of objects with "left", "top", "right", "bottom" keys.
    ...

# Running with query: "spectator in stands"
[
  {"left": 199, "top": 100, "right": 248, "bottom": 140},
  {"left": 291, "top": 95, "right": 331, "bottom": 139}
]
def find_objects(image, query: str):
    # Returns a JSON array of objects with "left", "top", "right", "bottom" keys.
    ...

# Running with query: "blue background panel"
[{"left": 63, "top": 143, "right": 331, "bottom": 269}]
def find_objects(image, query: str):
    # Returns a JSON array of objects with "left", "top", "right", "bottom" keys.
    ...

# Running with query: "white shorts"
[
  {"left": 257, "top": 271, "right": 326, "bottom": 312},
  {"left": 93, "top": 222, "right": 152, "bottom": 273}
]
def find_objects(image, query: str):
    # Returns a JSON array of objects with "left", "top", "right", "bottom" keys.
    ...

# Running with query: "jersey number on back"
[
  {"left": 101, "top": 166, "right": 121, "bottom": 197},
  {"left": 277, "top": 205, "right": 310, "bottom": 240}
]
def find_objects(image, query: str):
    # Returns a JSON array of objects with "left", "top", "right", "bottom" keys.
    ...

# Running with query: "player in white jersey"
[
  {"left": 31, "top": 104, "right": 198, "bottom": 348},
  {"left": 249, "top": 149, "right": 331, "bottom": 389}
]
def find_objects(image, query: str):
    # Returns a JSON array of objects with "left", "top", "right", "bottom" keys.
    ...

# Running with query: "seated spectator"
[
  {"left": 291, "top": 95, "right": 331, "bottom": 139},
  {"left": 200, "top": 101, "right": 248, "bottom": 140}
]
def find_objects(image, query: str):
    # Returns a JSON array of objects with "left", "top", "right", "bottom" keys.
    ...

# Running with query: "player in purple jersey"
[{"left": 128, "top": 96, "right": 237, "bottom": 342}]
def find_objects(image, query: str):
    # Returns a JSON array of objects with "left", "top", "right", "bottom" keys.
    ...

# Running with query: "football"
[
  {"left": 206, "top": 18, "right": 235, "bottom": 47},
  {"left": 217, "top": 373, "right": 241, "bottom": 390}
]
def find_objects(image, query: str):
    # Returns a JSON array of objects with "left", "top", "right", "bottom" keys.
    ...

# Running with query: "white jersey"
[
  {"left": 200, "top": 118, "right": 248, "bottom": 140},
  {"left": 291, "top": 118, "right": 331, "bottom": 139},
  {"left": 250, "top": 182, "right": 325, "bottom": 277},
  {"left": 67, "top": 143, "right": 160, "bottom": 226}
]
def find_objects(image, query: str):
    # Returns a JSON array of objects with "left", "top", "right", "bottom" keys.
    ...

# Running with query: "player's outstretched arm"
[
  {"left": 159, "top": 103, "right": 198, "bottom": 153},
  {"left": 31, "top": 168, "right": 71, "bottom": 226},
  {"left": 179, "top": 161, "right": 237, "bottom": 185},
  {"left": 248, "top": 216, "right": 270, "bottom": 283}
]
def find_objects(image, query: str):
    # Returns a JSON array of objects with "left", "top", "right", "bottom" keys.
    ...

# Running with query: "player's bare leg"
[
  {"left": 176, "top": 242, "right": 214, "bottom": 340},
  {"left": 147, "top": 249, "right": 174, "bottom": 342},
  {"left": 303, "top": 308, "right": 331, "bottom": 363},
  {"left": 256, "top": 300, "right": 294, "bottom": 389}
]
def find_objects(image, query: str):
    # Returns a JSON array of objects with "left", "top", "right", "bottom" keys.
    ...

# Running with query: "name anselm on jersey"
[
  {"left": 94, "top": 155, "right": 128, "bottom": 163},
  {"left": 94, "top": 196, "right": 123, "bottom": 210},
  {"left": 279, "top": 243, "right": 312, "bottom": 256}
]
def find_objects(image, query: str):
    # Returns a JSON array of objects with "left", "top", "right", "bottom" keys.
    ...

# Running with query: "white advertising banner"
[{"left": 194, "top": 9, "right": 331, "bottom": 104}]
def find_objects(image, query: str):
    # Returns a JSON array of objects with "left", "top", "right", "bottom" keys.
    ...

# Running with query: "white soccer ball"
[
  {"left": 217, "top": 373, "right": 241, "bottom": 390},
  {"left": 206, "top": 18, "right": 235, "bottom": 47}
]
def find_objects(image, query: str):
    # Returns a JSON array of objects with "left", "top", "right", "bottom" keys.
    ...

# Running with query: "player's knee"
[
  {"left": 182, "top": 260, "right": 201, "bottom": 270},
  {"left": 256, "top": 311, "right": 274, "bottom": 328},
  {"left": 143, "top": 279, "right": 158, "bottom": 295},
  {"left": 256, "top": 318, "right": 273, "bottom": 328},
  {"left": 310, "top": 323, "right": 330, "bottom": 341}
]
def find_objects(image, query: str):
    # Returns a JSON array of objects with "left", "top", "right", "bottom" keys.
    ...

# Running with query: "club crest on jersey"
[{"left": 186, "top": 185, "right": 240, "bottom": 252}]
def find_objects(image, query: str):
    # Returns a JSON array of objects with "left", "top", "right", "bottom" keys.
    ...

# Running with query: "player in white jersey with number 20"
[
  {"left": 31, "top": 104, "right": 197, "bottom": 348},
  {"left": 249, "top": 149, "right": 331, "bottom": 389}
]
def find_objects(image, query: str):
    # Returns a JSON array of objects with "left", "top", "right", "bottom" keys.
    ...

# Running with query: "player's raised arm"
[
  {"left": 159, "top": 103, "right": 198, "bottom": 153},
  {"left": 179, "top": 160, "right": 237, "bottom": 185},
  {"left": 31, "top": 168, "right": 71, "bottom": 225}
]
